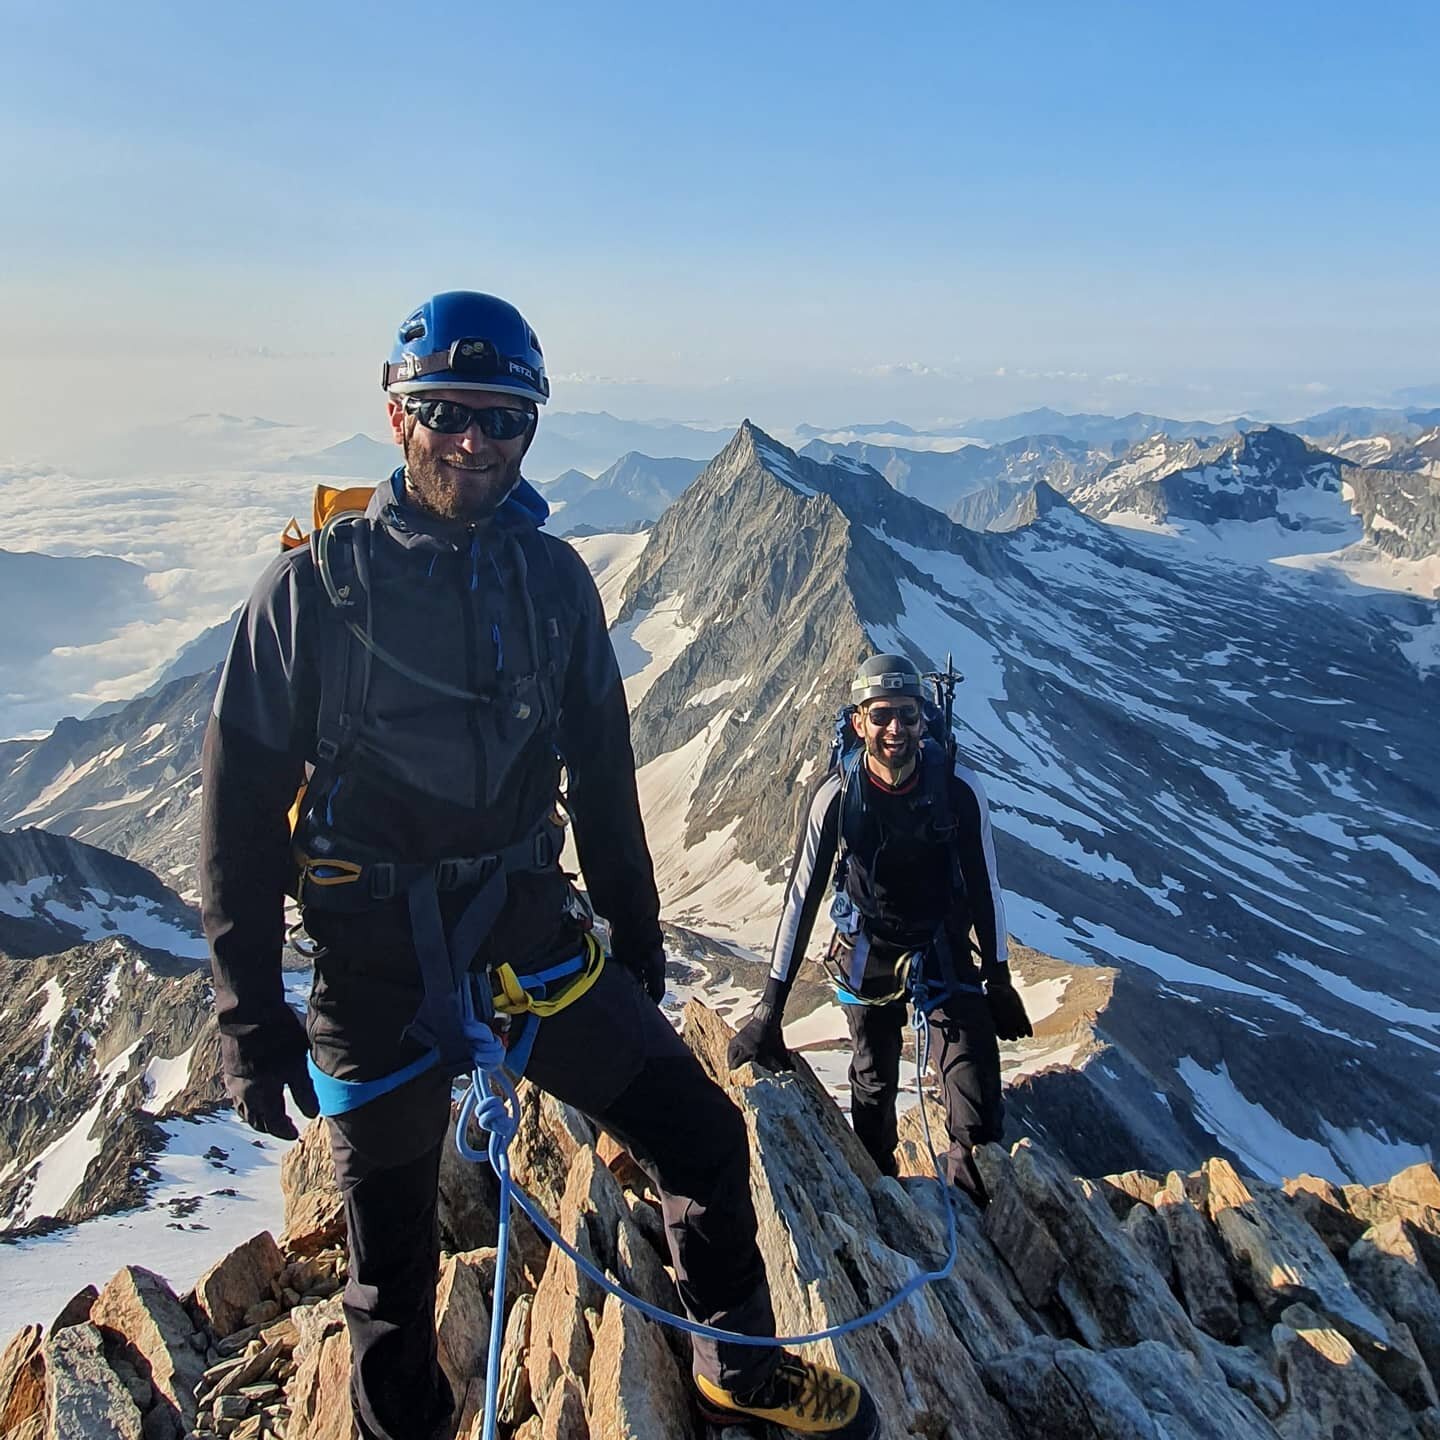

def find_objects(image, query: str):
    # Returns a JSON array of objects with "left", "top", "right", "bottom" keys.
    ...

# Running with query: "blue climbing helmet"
[{"left": 382, "top": 291, "right": 550, "bottom": 406}]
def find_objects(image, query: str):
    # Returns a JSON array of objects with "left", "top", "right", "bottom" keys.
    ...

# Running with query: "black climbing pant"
[
  {"left": 323, "top": 958, "right": 778, "bottom": 1440},
  {"left": 844, "top": 986, "right": 1002, "bottom": 1190}
]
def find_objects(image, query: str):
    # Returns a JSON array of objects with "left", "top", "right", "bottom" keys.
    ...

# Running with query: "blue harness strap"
[{"left": 308, "top": 949, "right": 587, "bottom": 1117}]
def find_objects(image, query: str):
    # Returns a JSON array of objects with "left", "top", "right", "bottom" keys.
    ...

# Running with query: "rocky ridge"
[
  {"left": 538, "top": 453, "right": 705, "bottom": 537},
  {"left": 4, "top": 1001, "right": 1440, "bottom": 1438},
  {"left": 0, "top": 827, "right": 220, "bottom": 1235},
  {"left": 0, "top": 670, "right": 214, "bottom": 895},
  {"left": 1066, "top": 426, "right": 1349, "bottom": 530},
  {"left": 611, "top": 420, "right": 1439, "bottom": 1179},
  {"left": 798, "top": 434, "right": 1112, "bottom": 517},
  {"left": 1341, "top": 461, "right": 1440, "bottom": 564},
  {"left": 0, "top": 933, "right": 221, "bottom": 1235}
]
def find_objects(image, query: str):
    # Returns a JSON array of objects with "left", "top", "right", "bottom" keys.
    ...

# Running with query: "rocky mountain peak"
[
  {"left": 0, "top": 827, "right": 206, "bottom": 962},
  {"left": 6, "top": 1003, "right": 1440, "bottom": 1439}
]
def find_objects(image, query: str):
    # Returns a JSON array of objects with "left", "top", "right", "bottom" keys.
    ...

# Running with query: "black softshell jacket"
[
  {"left": 769, "top": 750, "right": 1009, "bottom": 993},
  {"left": 200, "top": 474, "right": 661, "bottom": 1081}
]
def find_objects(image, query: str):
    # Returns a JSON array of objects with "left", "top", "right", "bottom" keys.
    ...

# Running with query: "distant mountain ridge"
[
  {"left": 609, "top": 421, "right": 1439, "bottom": 1181},
  {"left": 800, "top": 434, "right": 1110, "bottom": 516},
  {"left": 538, "top": 452, "right": 704, "bottom": 536}
]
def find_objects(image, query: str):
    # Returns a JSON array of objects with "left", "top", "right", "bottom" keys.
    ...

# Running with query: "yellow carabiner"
[{"left": 491, "top": 932, "right": 606, "bottom": 1018}]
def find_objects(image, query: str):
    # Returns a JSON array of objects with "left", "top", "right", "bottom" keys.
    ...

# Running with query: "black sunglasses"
[
  {"left": 401, "top": 395, "right": 535, "bottom": 441},
  {"left": 865, "top": 704, "right": 923, "bottom": 728}
]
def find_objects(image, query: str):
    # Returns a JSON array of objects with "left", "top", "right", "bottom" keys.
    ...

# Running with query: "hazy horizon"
[{"left": 4, "top": 2, "right": 1437, "bottom": 463}]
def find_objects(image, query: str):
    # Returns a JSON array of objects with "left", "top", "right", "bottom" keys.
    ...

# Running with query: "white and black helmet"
[{"left": 850, "top": 653, "right": 925, "bottom": 705}]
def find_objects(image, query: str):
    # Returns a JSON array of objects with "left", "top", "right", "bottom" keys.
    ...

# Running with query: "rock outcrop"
[{"left": 3, "top": 1000, "right": 1439, "bottom": 1439}]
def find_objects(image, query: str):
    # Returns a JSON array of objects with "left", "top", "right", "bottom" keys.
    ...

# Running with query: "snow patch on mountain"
[
  {"left": 635, "top": 713, "right": 779, "bottom": 948},
  {"left": 6, "top": 1039, "right": 144, "bottom": 1228},
  {"left": 1177, "top": 1056, "right": 1348, "bottom": 1183},
  {"left": 0, "top": 872, "right": 205, "bottom": 957},
  {"left": 568, "top": 531, "right": 649, "bottom": 623},
  {"left": 0, "top": 1109, "right": 293, "bottom": 1337},
  {"left": 613, "top": 594, "right": 700, "bottom": 706}
]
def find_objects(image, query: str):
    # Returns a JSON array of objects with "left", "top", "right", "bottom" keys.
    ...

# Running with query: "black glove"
[
  {"left": 985, "top": 973, "right": 1033, "bottom": 1041},
  {"left": 614, "top": 940, "right": 667, "bottom": 1005},
  {"left": 224, "top": 1007, "right": 319, "bottom": 1141},
  {"left": 727, "top": 977, "right": 794, "bottom": 1072},
  {"left": 226, "top": 1055, "right": 319, "bottom": 1141}
]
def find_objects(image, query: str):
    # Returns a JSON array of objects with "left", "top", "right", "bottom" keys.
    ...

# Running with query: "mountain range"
[
  {"left": 536, "top": 452, "right": 705, "bottom": 535},
  {"left": 1, "top": 407, "right": 1437, "bottom": 1247}
]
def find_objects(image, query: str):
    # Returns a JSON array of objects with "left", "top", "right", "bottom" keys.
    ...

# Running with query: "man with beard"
[
  {"left": 201, "top": 292, "right": 879, "bottom": 1440},
  {"left": 728, "top": 654, "right": 1032, "bottom": 1204}
]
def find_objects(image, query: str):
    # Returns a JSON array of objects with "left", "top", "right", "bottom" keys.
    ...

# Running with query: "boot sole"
[{"left": 694, "top": 1398, "right": 780, "bottom": 1433}]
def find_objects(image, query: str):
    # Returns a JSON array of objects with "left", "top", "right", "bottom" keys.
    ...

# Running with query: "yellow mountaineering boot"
[{"left": 695, "top": 1353, "right": 880, "bottom": 1438}]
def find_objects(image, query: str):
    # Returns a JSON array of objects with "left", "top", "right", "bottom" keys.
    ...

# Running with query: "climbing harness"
[
  {"left": 822, "top": 931, "right": 919, "bottom": 1008},
  {"left": 307, "top": 930, "right": 603, "bottom": 1117},
  {"left": 455, "top": 961, "right": 960, "bottom": 1440}
]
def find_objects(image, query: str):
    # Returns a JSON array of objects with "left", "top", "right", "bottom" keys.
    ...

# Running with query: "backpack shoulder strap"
[
  {"left": 303, "top": 512, "right": 369, "bottom": 820},
  {"left": 510, "top": 528, "right": 570, "bottom": 737}
]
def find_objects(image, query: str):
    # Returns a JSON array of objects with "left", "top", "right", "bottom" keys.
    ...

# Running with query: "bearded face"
[{"left": 386, "top": 387, "right": 535, "bottom": 522}]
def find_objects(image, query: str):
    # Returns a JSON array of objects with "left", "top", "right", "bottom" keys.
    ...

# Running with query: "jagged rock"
[
  {"left": 981, "top": 1337, "right": 1161, "bottom": 1438},
  {"left": 1102, "top": 1169, "right": 1165, "bottom": 1218},
  {"left": 1124, "top": 1202, "right": 1174, "bottom": 1284},
  {"left": 507, "top": 1084, "right": 599, "bottom": 1224},
  {"left": 585, "top": 1293, "right": 690, "bottom": 1439},
  {"left": 1345, "top": 1182, "right": 1388, "bottom": 1228},
  {"left": 540, "top": 1375, "right": 590, "bottom": 1438},
  {"left": 90, "top": 1265, "right": 205, "bottom": 1435},
  {"left": 595, "top": 1129, "right": 651, "bottom": 1195},
  {"left": 814, "top": 1210, "right": 1021, "bottom": 1437},
  {"left": 435, "top": 1250, "right": 494, "bottom": 1423},
  {"left": 1205, "top": 1158, "right": 1390, "bottom": 1352},
  {"left": 439, "top": 1100, "right": 550, "bottom": 1288},
  {"left": 0, "top": 1324, "right": 45, "bottom": 1436},
  {"left": 894, "top": 1092, "right": 950, "bottom": 1180},
  {"left": 701, "top": 1010, "right": 1019, "bottom": 1436},
  {"left": 525, "top": 1198, "right": 602, "bottom": 1413},
  {"left": 285, "top": 1295, "right": 350, "bottom": 1440},
  {"left": 195, "top": 1231, "right": 286, "bottom": 1337},
  {"left": 1273, "top": 1303, "right": 1416, "bottom": 1439},
  {"left": 438, "top": 1102, "right": 501, "bottom": 1246},
  {"left": 1394, "top": 1167, "right": 1440, "bottom": 1214},
  {"left": 684, "top": 1001, "right": 881, "bottom": 1189},
  {"left": 1349, "top": 1219, "right": 1440, "bottom": 1391},
  {"left": 1200, "top": 1335, "right": 1288, "bottom": 1419},
  {"left": 279, "top": 1120, "right": 346, "bottom": 1258},
  {"left": 496, "top": 1293, "right": 536, "bottom": 1428},
  {"left": 282, "top": 1188, "right": 346, "bottom": 1259},
  {"left": 973, "top": 1142, "right": 1065, "bottom": 1309},
  {"left": 1156, "top": 1173, "right": 1239, "bottom": 1341},
  {"left": 42, "top": 1322, "right": 144, "bottom": 1439},
  {"left": 48, "top": 1285, "right": 98, "bottom": 1334},
  {"left": 1105, "top": 1340, "right": 1283, "bottom": 1437},
  {"left": 281, "top": 1117, "right": 336, "bottom": 1205},
  {"left": 1010, "top": 1139, "right": 1215, "bottom": 1370},
  {"left": 201, "top": 1337, "right": 286, "bottom": 1408},
  {"left": 1283, "top": 1175, "right": 1364, "bottom": 1258},
  {"left": 882, "top": 1171, "right": 1044, "bottom": 1360}
]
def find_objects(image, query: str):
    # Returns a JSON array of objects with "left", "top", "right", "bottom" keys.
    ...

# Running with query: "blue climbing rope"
[{"left": 456, "top": 986, "right": 958, "bottom": 1440}]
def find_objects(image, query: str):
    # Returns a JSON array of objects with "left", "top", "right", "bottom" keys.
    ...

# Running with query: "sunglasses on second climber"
[
  {"left": 864, "top": 704, "right": 923, "bottom": 728},
  {"left": 401, "top": 395, "right": 536, "bottom": 441}
]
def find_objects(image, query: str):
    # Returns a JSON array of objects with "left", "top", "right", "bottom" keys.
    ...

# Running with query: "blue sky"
[{"left": 3, "top": 0, "right": 1437, "bottom": 455}]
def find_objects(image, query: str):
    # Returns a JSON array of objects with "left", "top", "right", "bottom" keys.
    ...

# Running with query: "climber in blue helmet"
[{"left": 201, "top": 292, "right": 881, "bottom": 1440}]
